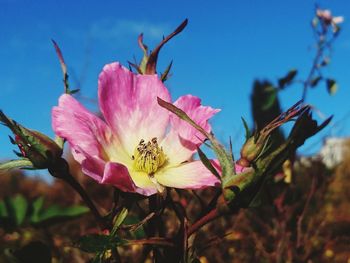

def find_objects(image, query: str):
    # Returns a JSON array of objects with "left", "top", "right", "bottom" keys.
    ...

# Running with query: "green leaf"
[
  {"left": 0, "top": 159, "right": 34, "bottom": 171},
  {"left": 111, "top": 208, "right": 128, "bottom": 236},
  {"left": 261, "top": 88, "right": 277, "bottom": 111},
  {"left": 0, "top": 200, "right": 8, "bottom": 218},
  {"left": 36, "top": 205, "right": 89, "bottom": 222},
  {"left": 197, "top": 147, "right": 221, "bottom": 180},
  {"left": 8, "top": 195, "right": 28, "bottom": 226},
  {"left": 326, "top": 78, "right": 338, "bottom": 95},
  {"left": 29, "top": 197, "right": 44, "bottom": 224},
  {"left": 77, "top": 234, "right": 124, "bottom": 253}
]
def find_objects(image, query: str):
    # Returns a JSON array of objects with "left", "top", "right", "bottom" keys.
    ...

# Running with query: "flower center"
[{"left": 132, "top": 137, "right": 166, "bottom": 174}]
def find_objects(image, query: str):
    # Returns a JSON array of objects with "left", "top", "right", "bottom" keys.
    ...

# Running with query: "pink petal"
[
  {"left": 162, "top": 95, "right": 220, "bottom": 164},
  {"left": 52, "top": 94, "right": 114, "bottom": 163},
  {"left": 98, "top": 62, "right": 171, "bottom": 155},
  {"left": 128, "top": 170, "right": 159, "bottom": 196},
  {"left": 101, "top": 162, "right": 137, "bottom": 193},
  {"left": 82, "top": 156, "right": 157, "bottom": 196},
  {"left": 81, "top": 154, "right": 106, "bottom": 182},
  {"left": 155, "top": 160, "right": 220, "bottom": 189}
]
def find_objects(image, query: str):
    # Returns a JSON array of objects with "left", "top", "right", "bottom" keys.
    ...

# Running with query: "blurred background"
[
  {"left": 1, "top": 0, "right": 350, "bottom": 178},
  {"left": 1, "top": 1, "right": 350, "bottom": 262}
]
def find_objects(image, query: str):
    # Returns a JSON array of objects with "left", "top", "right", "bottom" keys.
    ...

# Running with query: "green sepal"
[
  {"left": 0, "top": 159, "right": 34, "bottom": 171},
  {"left": 111, "top": 208, "right": 128, "bottom": 236},
  {"left": 197, "top": 147, "right": 221, "bottom": 180},
  {"left": 241, "top": 117, "right": 251, "bottom": 141},
  {"left": 161, "top": 60, "right": 173, "bottom": 82},
  {"left": 0, "top": 111, "right": 62, "bottom": 169}
]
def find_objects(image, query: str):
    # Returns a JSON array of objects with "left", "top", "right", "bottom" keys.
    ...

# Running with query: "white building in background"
[{"left": 319, "top": 137, "right": 350, "bottom": 169}]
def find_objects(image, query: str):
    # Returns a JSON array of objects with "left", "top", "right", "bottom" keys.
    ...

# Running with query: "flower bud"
[
  {"left": 237, "top": 101, "right": 307, "bottom": 167},
  {"left": 0, "top": 111, "right": 62, "bottom": 169},
  {"left": 237, "top": 136, "right": 266, "bottom": 167}
]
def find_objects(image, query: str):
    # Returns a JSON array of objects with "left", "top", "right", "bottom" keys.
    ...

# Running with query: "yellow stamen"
[{"left": 133, "top": 137, "right": 166, "bottom": 174}]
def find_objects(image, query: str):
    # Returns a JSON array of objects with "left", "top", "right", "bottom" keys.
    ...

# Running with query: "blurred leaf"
[
  {"left": 2, "top": 248, "right": 20, "bottom": 263},
  {"left": 326, "top": 78, "right": 338, "bottom": 95},
  {"left": 111, "top": 208, "right": 128, "bottom": 236},
  {"left": 278, "top": 69, "right": 297, "bottom": 89},
  {"left": 0, "top": 200, "right": 8, "bottom": 217},
  {"left": 29, "top": 197, "right": 44, "bottom": 223},
  {"left": 7, "top": 195, "right": 28, "bottom": 226},
  {"left": 261, "top": 88, "right": 277, "bottom": 111},
  {"left": 36, "top": 204, "right": 89, "bottom": 222},
  {"left": 310, "top": 76, "right": 322, "bottom": 87},
  {"left": 0, "top": 159, "right": 34, "bottom": 171},
  {"left": 77, "top": 234, "right": 124, "bottom": 253}
]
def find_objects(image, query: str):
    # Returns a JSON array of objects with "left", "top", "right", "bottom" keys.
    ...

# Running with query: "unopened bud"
[
  {"left": 0, "top": 111, "right": 62, "bottom": 169},
  {"left": 238, "top": 134, "right": 269, "bottom": 167}
]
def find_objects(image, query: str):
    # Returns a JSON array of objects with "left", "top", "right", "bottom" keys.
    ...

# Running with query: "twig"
[
  {"left": 296, "top": 173, "right": 317, "bottom": 247},
  {"left": 187, "top": 208, "right": 222, "bottom": 237},
  {"left": 127, "top": 237, "right": 175, "bottom": 247}
]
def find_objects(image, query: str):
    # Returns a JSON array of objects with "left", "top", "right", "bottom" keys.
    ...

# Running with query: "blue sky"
[{"left": 1, "top": 0, "right": 349, "bottom": 175}]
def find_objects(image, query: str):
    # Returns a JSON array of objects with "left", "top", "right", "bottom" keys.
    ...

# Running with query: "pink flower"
[
  {"left": 52, "top": 62, "right": 220, "bottom": 196},
  {"left": 316, "top": 8, "right": 344, "bottom": 31}
]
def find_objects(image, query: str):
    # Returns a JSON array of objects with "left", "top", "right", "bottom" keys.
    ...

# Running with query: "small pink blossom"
[
  {"left": 52, "top": 62, "right": 221, "bottom": 196},
  {"left": 316, "top": 8, "right": 344, "bottom": 32}
]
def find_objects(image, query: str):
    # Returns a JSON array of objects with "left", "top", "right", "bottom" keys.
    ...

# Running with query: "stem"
[
  {"left": 296, "top": 173, "right": 317, "bottom": 247},
  {"left": 187, "top": 208, "right": 221, "bottom": 237},
  {"left": 127, "top": 238, "right": 175, "bottom": 247},
  {"left": 301, "top": 45, "right": 323, "bottom": 102},
  {"left": 63, "top": 174, "right": 105, "bottom": 226},
  {"left": 48, "top": 158, "right": 106, "bottom": 228}
]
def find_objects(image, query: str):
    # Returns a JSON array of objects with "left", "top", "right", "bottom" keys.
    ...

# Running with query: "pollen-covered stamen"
[{"left": 133, "top": 137, "right": 166, "bottom": 174}]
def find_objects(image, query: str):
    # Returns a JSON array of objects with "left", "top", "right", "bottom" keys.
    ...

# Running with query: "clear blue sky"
[{"left": 1, "top": 0, "right": 349, "bottom": 172}]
